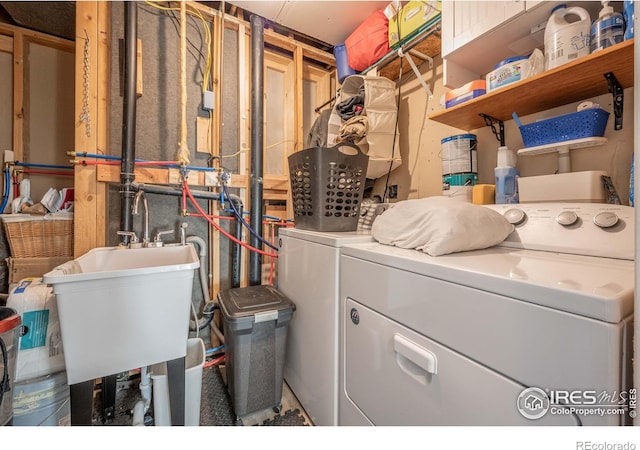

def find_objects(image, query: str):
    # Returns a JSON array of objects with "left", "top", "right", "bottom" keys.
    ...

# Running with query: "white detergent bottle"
[
  {"left": 591, "top": 0, "right": 625, "bottom": 52},
  {"left": 544, "top": 4, "right": 591, "bottom": 70},
  {"left": 494, "top": 146, "right": 519, "bottom": 204}
]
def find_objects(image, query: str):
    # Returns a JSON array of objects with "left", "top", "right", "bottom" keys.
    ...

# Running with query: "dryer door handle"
[{"left": 393, "top": 333, "right": 438, "bottom": 382}]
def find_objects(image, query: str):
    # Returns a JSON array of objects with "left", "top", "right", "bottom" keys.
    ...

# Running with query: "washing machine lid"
[
  {"left": 341, "top": 242, "right": 634, "bottom": 323},
  {"left": 279, "top": 227, "right": 372, "bottom": 246}
]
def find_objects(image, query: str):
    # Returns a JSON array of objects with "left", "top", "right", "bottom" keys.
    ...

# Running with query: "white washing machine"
[
  {"left": 338, "top": 203, "right": 635, "bottom": 426},
  {"left": 278, "top": 227, "right": 373, "bottom": 426}
]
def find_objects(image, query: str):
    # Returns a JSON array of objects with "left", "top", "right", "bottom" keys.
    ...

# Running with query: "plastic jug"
[
  {"left": 544, "top": 4, "right": 591, "bottom": 70},
  {"left": 494, "top": 146, "right": 519, "bottom": 204}
]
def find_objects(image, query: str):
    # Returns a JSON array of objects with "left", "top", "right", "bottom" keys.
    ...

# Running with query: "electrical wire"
[
  {"left": 183, "top": 179, "right": 278, "bottom": 258},
  {"left": 223, "top": 139, "right": 298, "bottom": 159},
  {"left": 0, "top": 336, "right": 8, "bottom": 410},
  {"left": 223, "top": 184, "right": 278, "bottom": 251},
  {"left": 383, "top": 56, "right": 403, "bottom": 202},
  {"left": 144, "top": 1, "right": 212, "bottom": 94}
]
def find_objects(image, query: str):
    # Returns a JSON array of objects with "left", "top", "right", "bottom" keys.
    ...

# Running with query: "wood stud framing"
[{"left": 72, "top": 1, "right": 335, "bottom": 284}]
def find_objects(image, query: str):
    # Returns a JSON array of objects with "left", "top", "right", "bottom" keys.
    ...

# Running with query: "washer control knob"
[
  {"left": 593, "top": 212, "right": 619, "bottom": 228},
  {"left": 504, "top": 208, "right": 526, "bottom": 225},
  {"left": 556, "top": 210, "right": 579, "bottom": 226}
]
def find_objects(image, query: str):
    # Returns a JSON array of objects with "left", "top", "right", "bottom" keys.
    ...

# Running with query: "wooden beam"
[
  {"left": 0, "top": 22, "right": 74, "bottom": 53},
  {"left": 74, "top": 1, "right": 100, "bottom": 257},
  {"left": 95, "top": 1, "right": 111, "bottom": 248},
  {"left": 263, "top": 29, "right": 335, "bottom": 67},
  {"left": 0, "top": 35, "right": 12, "bottom": 53},
  {"left": 12, "top": 32, "right": 23, "bottom": 163},
  {"left": 136, "top": 38, "right": 143, "bottom": 97}
]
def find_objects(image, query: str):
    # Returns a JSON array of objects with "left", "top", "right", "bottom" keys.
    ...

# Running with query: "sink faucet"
[{"left": 132, "top": 190, "right": 150, "bottom": 246}]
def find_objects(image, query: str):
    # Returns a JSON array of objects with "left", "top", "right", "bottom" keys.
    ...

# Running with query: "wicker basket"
[{"left": 3, "top": 219, "right": 73, "bottom": 258}]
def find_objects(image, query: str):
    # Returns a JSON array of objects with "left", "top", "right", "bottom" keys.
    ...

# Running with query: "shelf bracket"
[
  {"left": 397, "top": 47, "right": 433, "bottom": 99},
  {"left": 604, "top": 72, "right": 623, "bottom": 130},
  {"left": 479, "top": 113, "right": 505, "bottom": 146}
]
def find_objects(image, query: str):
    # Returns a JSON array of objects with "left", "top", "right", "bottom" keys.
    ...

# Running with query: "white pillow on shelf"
[{"left": 371, "top": 196, "right": 514, "bottom": 256}]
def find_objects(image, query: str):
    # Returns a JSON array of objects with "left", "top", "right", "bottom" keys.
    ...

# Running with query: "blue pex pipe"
[{"left": 14, "top": 162, "right": 73, "bottom": 170}]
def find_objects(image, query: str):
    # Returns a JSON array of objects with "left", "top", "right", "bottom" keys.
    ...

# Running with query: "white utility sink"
[{"left": 43, "top": 245, "right": 200, "bottom": 385}]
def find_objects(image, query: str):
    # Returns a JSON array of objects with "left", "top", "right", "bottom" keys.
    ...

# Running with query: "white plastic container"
[
  {"left": 42, "top": 245, "right": 200, "bottom": 385},
  {"left": 544, "top": 5, "right": 591, "bottom": 70},
  {"left": 150, "top": 338, "right": 205, "bottom": 426},
  {"left": 517, "top": 171, "right": 607, "bottom": 203},
  {"left": 485, "top": 56, "right": 531, "bottom": 92}
]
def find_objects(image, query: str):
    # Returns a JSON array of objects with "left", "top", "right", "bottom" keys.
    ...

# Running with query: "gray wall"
[{"left": 108, "top": 3, "right": 242, "bottom": 317}]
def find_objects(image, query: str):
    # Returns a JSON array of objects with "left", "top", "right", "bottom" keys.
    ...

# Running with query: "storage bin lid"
[
  {"left": 493, "top": 55, "right": 528, "bottom": 70},
  {"left": 218, "top": 285, "right": 295, "bottom": 320}
]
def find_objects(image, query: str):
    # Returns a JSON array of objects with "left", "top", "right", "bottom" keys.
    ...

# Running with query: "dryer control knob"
[
  {"left": 593, "top": 212, "right": 619, "bottom": 228},
  {"left": 504, "top": 208, "right": 526, "bottom": 225},
  {"left": 556, "top": 210, "right": 579, "bottom": 226}
]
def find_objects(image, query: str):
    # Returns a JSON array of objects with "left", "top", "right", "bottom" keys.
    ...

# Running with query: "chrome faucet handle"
[
  {"left": 116, "top": 231, "right": 140, "bottom": 248},
  {"left": 148, "top": 229, "right": 174, "bottom": 247}
]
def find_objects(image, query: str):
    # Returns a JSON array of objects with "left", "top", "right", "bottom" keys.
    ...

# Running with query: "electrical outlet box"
[
  {"left": 203, "top": 90, "right": 214, "bottom": 111},
  {"left": 4, "top": 150, "right": 14, "bottom": 164}
]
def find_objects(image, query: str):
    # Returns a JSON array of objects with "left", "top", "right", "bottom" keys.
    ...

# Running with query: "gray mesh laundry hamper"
[{"left": 288, "top": 143, "right": 368, "bottom": 232}]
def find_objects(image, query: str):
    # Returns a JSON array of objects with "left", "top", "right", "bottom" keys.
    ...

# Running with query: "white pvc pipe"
[
  {"left": 132, "top": 366, "right": 152, "bottom": 426},
  {"left": 132, "top": 401, "right": 145, "bottom": 426}
]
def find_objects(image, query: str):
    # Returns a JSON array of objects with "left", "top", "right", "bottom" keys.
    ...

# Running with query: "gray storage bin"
[{"left": 218, "top": 285, "right": 295, "bottom": 419}]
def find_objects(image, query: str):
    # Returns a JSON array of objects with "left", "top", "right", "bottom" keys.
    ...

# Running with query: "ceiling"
[
  {"left": 0, "top": 1, "right": 75, "bottom": 40},
  {"left": 226, "top": 1, "right": 390, "bottom": 46},
  {"left": 0, "top": 1, "right": 387, "bottom": 47}
]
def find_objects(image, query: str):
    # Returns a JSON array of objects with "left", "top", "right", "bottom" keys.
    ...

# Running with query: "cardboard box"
[
  {"left": 7, "top": 256, "right": 72, "bottom": 284},
  {"left": 389, "top": 1, "right": 441, "bottom": 48}
]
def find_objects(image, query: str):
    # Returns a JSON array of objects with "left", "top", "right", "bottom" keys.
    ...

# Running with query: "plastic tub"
[
  {"left": 42, "top": 245, "right": 200, "bottom": 384},
  {"left": 485, "top": 56, "right": 531, "bottom": 92},
  {"left": 151, "top": 338, "right": 205, "bottom": 426},
  {"left": 12, "top": 371, "right": 70, "bottom": 426},
  {"left": 218, "top": 285, "right": 295, "bottom": 418}
]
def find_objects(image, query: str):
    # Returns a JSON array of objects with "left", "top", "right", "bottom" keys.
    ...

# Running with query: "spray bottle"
[
  {"left": 591, "top": 0, "right": 625, "bottom": 52},
  {"left": 494, "top": 146, "right": 519, "bottom": 204}
]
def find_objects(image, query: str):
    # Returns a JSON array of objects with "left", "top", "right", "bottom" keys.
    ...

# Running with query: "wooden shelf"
[
  {"left": 362, "top": 21, "right": 442, "bottom": 81},
  {"left": 429, "top": 39, "right": 634, "bottom": 131}
]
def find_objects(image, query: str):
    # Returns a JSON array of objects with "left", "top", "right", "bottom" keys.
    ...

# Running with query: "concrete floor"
[{"left": 91, "top": 364, "right": 312, "bottom": 427}]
